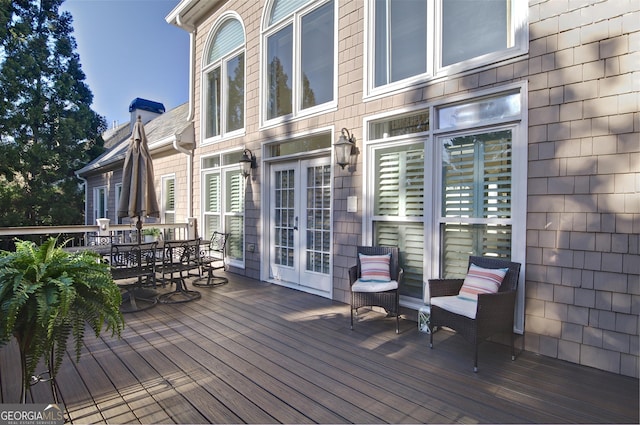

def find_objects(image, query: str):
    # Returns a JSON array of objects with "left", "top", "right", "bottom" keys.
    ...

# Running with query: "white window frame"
[
  {"left": 363, "top": 0, "right": 528, "bottom": 99},
  {"left": 115, "top": 183, "right": 123, "bottom": 224},
  {"left": 260, "top": 0, "right": 338, "bottom": 128},
  {"left": 93, "top": 186, "right": 107, "bottom": 222},
  {"left": 201, "top": 151, "right": 246, "bottom": 268},
  {"left": 201, "top": 12, "right": 246, "bottom": 146},
  {"left": 161, "top": 174, "right": 176, "bottom": 224},
  {"left": 363, "top": 82, "right": 528, "bottom": 332}
]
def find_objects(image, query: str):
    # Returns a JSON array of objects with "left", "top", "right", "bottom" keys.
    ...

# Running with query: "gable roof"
[{"left": 76, "top": 102, "right": 191, "bottom": 177}]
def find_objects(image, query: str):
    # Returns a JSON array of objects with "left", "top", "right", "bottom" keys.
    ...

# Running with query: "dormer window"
[{"left": 203, "top": 15, "right": 245, "bottom": 143}]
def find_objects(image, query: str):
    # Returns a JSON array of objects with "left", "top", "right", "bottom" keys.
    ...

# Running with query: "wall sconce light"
[
  {"left": 334, "top": 128, "right": 356, "bottom": 169},
  {"left": 239, "top": 148, "right": 257, "bottom": 179}
]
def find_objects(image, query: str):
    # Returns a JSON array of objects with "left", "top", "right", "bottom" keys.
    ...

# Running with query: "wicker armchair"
[
  {"left": 428, "top": 256, "right": 521, "bottom": 372},
  {"left": 348, "top": 246, "right": 404, "bottom": 333}
]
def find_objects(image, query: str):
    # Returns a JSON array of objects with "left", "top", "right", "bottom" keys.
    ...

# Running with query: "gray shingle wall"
[
  {"left": 526, "top": 0, "right": 639, "bottom": 377},
  {"left": 187, "top": 0, "right": 638, "bottom": 376}
]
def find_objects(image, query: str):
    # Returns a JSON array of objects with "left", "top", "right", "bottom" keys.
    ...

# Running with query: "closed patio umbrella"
[{"left": 117, "top": 116, "right": 160, "bottom": 240}]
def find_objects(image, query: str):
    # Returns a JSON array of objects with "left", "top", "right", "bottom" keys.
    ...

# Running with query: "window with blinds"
[
  {"left": 225, "top": 169, "right": 245, "bottom": 262},
  {"left": 440, "top": 129, "right": 513, "bottom": 277},
  {"left": 372, "top": 142, "right": 425, "bottom": 297},
  {"left": 163, "top": 177, "right": 175, "bottom": 223},
  {"left": 203, "top": 172, "right": 221, "bottom": 240}
]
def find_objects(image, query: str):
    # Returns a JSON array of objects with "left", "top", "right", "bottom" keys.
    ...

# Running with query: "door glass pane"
[
  {"left": 267, "top": 26, "right": 293, "bottom": 119},
  {"left": 274, "top": 169, "right": 295, "bottom": 267},
  {"left": 305, "top": 164, "right": 331, "bottom": 274},
  {"left": 442, "top": 0, "right": 509, "bottom": 67},
  {"left": 205, "top": 67, "right": 221, "bottom": 138},
  {"left": 226, "top": 53, "right": 244, "bottom": 132},
  {"left": 301, "top": 1, "right": 334, "bottom": 109}
]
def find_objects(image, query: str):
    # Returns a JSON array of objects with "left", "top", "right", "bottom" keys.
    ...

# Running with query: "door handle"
[{"left": 294, "top": 216, "right": 298, "bottom": 231}]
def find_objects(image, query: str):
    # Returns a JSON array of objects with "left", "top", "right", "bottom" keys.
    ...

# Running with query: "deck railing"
[{"left": 0, "top": 218, "right": 198, "bottom": 251}]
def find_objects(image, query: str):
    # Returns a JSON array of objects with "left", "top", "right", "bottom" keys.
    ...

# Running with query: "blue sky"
[{"left": 61, "top": 0, "right": 189, "bottom": 129}]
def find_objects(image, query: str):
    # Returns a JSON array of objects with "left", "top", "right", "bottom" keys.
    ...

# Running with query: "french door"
[{"left": 269, "top": 157, "right": 332, "bottom": 295}]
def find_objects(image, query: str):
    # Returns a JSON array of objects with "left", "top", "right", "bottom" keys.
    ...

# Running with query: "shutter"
[
  {"left": 165, "top": 178, "right": 175, "bottom": 211},
  {"left": 374, "top": 221, "right": 424, "bottom": 298},
  {"left": 226, "top": 169, "right": 245, "bottom": 262},
  {"left": 443, "top": 131, "right": 512, "bottom": 219},
  {"left": 375, "top": 144, "right": 424, "bottom": 217},
  {"left": 203, "top": 173, "right": 221, "bottom": 240}
]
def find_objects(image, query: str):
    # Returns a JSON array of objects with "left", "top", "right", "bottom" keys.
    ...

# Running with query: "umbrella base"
[
  {"left": 158, "top": 277, "right": 201, "bottom": 304},
  {"left": 120, "top": 287, "right": 158, "bottom": 313},
  {"left": 193, "top": 273, "right": 228, "bottom": 287}
]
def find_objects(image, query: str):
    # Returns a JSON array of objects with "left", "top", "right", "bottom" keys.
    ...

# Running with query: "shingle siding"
[
  {"left": 180, "top": 0, "right": 639, "bottom": 377},
  {"left": 523, "top": 0, "right": 639, "bottom": 377}
]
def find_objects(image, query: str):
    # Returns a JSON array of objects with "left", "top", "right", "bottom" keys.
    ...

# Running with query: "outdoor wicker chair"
[
  {"left": 349, "top": 246, "right": 404, "bottom": 333},
  {"left": 428, "top": 255, "right": 521, "bottom": 372}
]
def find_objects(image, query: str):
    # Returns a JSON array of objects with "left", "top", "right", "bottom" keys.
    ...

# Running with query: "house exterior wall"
[{"left": 179, "top": 0, "right": 638, "bottom": 377}]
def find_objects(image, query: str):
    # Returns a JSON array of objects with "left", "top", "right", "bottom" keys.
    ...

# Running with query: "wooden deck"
[{"left": 2, "top": 273, "right": 638, "bottom": 424}]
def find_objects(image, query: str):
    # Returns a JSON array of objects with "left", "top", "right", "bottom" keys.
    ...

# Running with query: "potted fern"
[{"left": 0, "top": 237, "right": 125, "bottom": 403}]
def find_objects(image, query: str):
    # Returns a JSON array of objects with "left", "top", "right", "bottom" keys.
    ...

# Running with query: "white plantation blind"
[
  {"left": 225, "top": 169, "right": 245, "bottom": 262},
  {"left": 203, "top": 173, "right": 221, "bottom": 240},
  {"left": 374, "top": 221, "right": 425, "bottom": 299},
  {"left": 440, "top": 129, "right": 513, "bottom": 275},
  {"left": 375, "top": 143, "right": 424, "bottom": 217},
  {"left": 442, "top": 131, "right": 512, "bottom": 219},
  {"left": 372, "top": 142, "right": 425, "bottom": 299}
]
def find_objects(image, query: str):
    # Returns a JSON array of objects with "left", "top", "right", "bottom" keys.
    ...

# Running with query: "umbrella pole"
[{"left": 136, "top": 216, "right": 142, "bottom": 245}]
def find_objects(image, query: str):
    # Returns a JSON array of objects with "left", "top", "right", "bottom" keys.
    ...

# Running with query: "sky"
[{"left": 60, "top": 0, "right": 190, "bottom": 129}]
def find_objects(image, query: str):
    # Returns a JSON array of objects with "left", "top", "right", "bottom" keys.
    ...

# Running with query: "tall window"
[
  {"left": 202, "top": 151, "right": 246, "bottom": 266},
  {"left": 115, "top": 184, "right": 123, "bottom": 224},
  {"left": 264, "top": 0, "right": 335, "bottom": 122},
  {"left": 365, "top": 88, "right": 526, "bottom": 320},
  {"left": 203, "top": 16, "right": 245, "bottom": 142},
  {"left": 369, "top": 0, "right": 526, "bottom": 93},
  {"left": 439, "top": 129, "right": 513, "bottom": 277},
  {"left": 93, "top": 186, "right": 107, "bottom": 222},
  {"left": 162, "top": 175, "right": 176, "bottom": 224}
]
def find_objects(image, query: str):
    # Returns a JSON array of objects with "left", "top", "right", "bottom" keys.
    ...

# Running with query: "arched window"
[
  {"left": 203, "top": 16, "right": 245, "bottom": 141},
  {"left": 262, "top": 0, "right": 335, "bottom": 123}
]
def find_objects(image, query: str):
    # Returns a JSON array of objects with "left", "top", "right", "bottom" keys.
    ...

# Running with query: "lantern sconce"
[
  {"left": 239, "top": 148, "right": 257, "bottom": 179},
  {"left": 334, "top": 128, "right": 356, "bottom": 170}
]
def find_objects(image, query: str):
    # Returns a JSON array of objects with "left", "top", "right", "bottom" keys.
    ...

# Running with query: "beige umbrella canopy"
[{"left": 117, "top": 116, "right": 160, "bottom": 237}]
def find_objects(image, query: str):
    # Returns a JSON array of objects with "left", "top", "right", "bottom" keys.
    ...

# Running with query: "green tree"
[{"left": 0, "top": 0, "right": 106, "bottom": 227}]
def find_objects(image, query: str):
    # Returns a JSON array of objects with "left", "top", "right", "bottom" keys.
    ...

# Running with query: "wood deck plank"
[{"left": 1, "top": 274, "right": 637, "bottom": 424}]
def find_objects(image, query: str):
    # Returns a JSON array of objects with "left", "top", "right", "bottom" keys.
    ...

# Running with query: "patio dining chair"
[
  {"left": 157, "top": 238, "right": 202, "bottom": 304},
  {"left": 349, "top": 246, "right": 403, "bottom": 333},
  {"left": 195, "top": 231, "right": 228, "bottom": 287},
  {"left": 428, "top": 255, "right": 521, "bottom": 372}
]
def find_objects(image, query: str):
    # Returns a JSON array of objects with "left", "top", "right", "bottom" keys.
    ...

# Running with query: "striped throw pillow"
[
  {"left": 458, "top": 263, "right": 508, "bottom": 301},
  {"left": 359, "top": 253, "right": 391, "bottom": 282}
]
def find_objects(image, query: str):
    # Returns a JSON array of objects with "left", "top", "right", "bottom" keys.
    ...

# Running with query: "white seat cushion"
[
  {"left": 431, "top": 295, "right": 478, "bottom": 319},
  {"left": 352, "top": 279, "right": 398, "bottom": 293}
]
